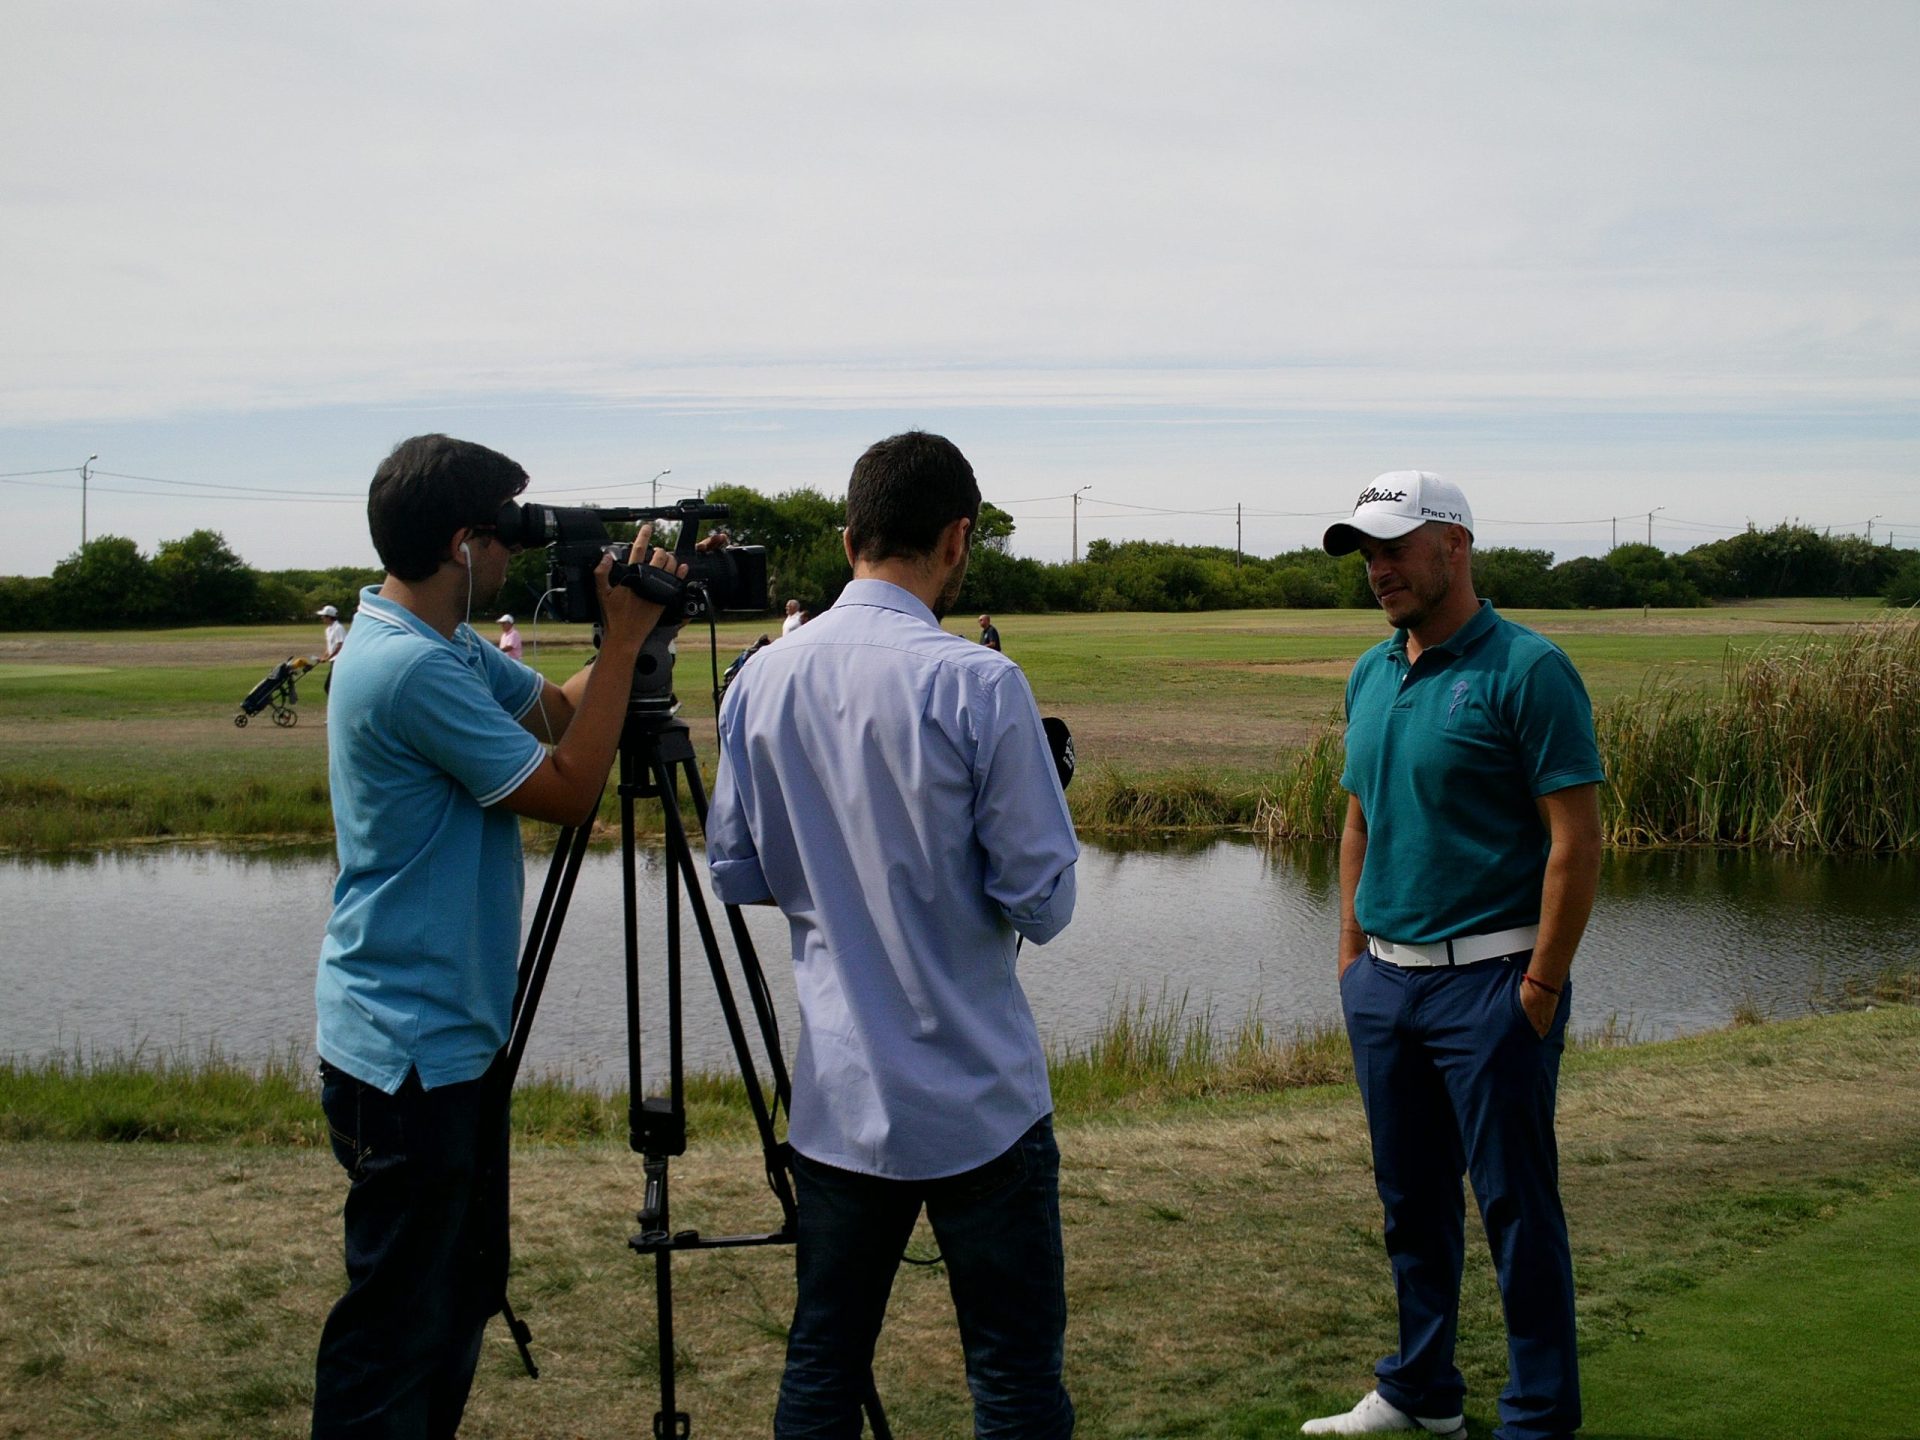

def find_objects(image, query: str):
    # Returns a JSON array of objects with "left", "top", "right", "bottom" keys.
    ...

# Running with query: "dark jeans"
[
  {"left": 1340, "top": 954, "right": 1579, "bottom": 1440},
  {"left": 312, "top": 1053, "right": 511, "bottom": 1440},
  {"left": 775, "top": 1116, "right": 1073, "bottom": 1440}
]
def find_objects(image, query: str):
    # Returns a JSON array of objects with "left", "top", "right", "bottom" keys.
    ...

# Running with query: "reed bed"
[
  {"left": 1046, "top": 989, "right": 1353, "bottom": 1110},
  {"left": 1068, "top": 764, "right": 1266, "bottom": 830},
  {"left": 1251, "top": 717, "right": 1349, "bottom": 843},
  {"left": 25, "top": 964, "right": 1882, "bottom": 1146},
  {"left": 1256, "top": 619, "right": 1920, "bottom": 852},
  {"left": 1600, "top": 618, "right": 1920, "bottom": 850},
  {"left": 0, "top": 774, "right": 335, "bottom": 850},
  {"left": 1, "top": 997, "right": 1360, "bottom": 1145}
]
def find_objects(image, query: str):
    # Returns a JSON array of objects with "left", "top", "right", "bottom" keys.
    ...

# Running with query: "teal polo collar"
[
  {"left": 1387, "top": 598, "right": 1500, "bottom": 663},
  {"left": 354, "top": 585, "right": 482, "bottom": 657}
]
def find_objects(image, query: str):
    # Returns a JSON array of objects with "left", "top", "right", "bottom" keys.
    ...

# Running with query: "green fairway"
[
  {"left": 1580, "top": 1184, "right": 1920, "bottom": 1440},
  {"left": 0, "top": 598, "right": 1892, "bottom": 848}
]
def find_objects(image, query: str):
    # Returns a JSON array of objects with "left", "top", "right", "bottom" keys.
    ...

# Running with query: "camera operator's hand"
[
  {"left": 504, "top": 525, "right": 688, "bottom": 828},
  {"left": 596, "top": 524, "right": 686, "bottom": 655}
]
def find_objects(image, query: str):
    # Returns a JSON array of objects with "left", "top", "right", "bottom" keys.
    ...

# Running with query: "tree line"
[{"left": 4, "top": 499, "right": 1917, "bottom": 632}]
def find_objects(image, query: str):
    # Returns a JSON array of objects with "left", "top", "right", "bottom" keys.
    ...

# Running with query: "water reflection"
[{"left": 1, "top": 840, "right": 1914, "bottom": 1087}]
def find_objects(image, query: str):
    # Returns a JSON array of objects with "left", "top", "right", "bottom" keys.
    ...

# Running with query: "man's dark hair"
[
  {"left": 367, "top": 435, "right": 530, "bottom": 581},
  {"left": 844, "top": 431, "right": 981, "bottom": 563}
]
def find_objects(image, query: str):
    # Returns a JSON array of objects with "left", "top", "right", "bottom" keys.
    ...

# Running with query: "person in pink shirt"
[{"left": 496, "top": 614, "right": 522, "bottom": 661}]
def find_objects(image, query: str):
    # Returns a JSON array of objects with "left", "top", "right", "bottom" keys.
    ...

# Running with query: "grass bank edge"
[
  {"left": 0, "top": 758, "right": 1284, "bottom": 854},
  {"left": 5, "top": 966, "right": 1913, "bottom": 1148}
]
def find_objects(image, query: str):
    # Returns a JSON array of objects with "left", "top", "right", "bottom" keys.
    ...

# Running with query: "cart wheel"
[
  {"left": 234, "top": 713, "right": 249, "bottom": 728},
  {"left": 273, "top": 707, "right": 297, "bottom": 728}
]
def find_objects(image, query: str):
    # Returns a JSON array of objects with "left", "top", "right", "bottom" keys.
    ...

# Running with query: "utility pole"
[
  {"left": 1610, "top": 516, "right": 1618, "bottom": 551},
  {"left": 1072, "top": 485, "right": 1091, "bottom": 562},
  {"left": 1647, "top": 506, "right": 1664, "bottom": 547},
  {"left": 1236, "top": 503, "right": 1242, "bottom": 566},
  {"left": 650, "top": 468, "right": 671, "bottom": 509},
  {"left": 81, "top": 454, "right": 98, "bottom": 548}
]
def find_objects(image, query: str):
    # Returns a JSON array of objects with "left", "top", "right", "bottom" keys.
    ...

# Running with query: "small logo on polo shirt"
[{"left": 1447, "top": 679, "right": 1470, "bottom": 725}]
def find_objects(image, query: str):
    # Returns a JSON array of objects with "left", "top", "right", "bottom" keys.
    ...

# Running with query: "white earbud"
[{"left": 459, "top": 542, "right": 471, "bottom": 563}]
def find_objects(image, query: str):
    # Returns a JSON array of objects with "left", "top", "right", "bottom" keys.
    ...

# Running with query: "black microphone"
[{"left": 1042, "top": 716, "right": 1075, "bottom": 792}]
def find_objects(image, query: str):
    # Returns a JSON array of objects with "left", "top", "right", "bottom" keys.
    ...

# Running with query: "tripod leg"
[
  {"left": 508, "top": 817, "right": 595, "bottom": 1080},
  {"left": 864, "top": 1375, "right": 893, "bottom": 1439},
  {"left": 680, "top": 761, "right": 798, "bottom": 1124},
  {"left": 655, "top": 759, "right": 791, "bottom": 1198}
]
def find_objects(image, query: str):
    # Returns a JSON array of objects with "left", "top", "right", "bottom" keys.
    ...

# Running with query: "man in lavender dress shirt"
[{"left": 706, "top": 431, "right": 1080, "bottom": 1439}]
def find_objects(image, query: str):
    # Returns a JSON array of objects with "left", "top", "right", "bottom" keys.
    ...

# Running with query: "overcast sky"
[{"left": 4, "top": 1, "right": 1917, "bottom": 576}]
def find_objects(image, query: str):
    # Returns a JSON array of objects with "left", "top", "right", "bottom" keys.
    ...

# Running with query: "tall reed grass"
[
  {"left": 1255, "top": 619, "right": 1920, "bottom": 852},
  {"left": 1251, "top": 718, "right": 1348, "bottom": 842},
  {"left": 1, "top": 997, "right": 1357, "bottom": 1145},
  {"left": 0, "top": 775, "right": 334, "bottom": 850},
  {"left": 1047, "top": 989, "right": 1353, "bottom": 1110},
  {"left": 1601, "top": 619, "right": 1920, "bottom": 850},
  {"left": 7, "top": 969, "right": 1912, "bottom": 1143},
  {"left": 1069, "top": 764, "right": 1265, "bottom": 830}
]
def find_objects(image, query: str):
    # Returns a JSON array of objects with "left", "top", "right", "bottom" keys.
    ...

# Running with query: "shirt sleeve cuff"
[
  {"left": 477, "top": 740, "right": 546, "bottom": 808},
  {"left": 1531, "top": 765, "right": 1605, "bottom": 797},
  {"left": 709, "top": 855, "right": 773, "bottom": 905},
  {"left": 1006, "top": 863, "right": 1076, "bottom": 946},
  {"left": 511, "top": 667, "right": 543, "bottom": 721}
]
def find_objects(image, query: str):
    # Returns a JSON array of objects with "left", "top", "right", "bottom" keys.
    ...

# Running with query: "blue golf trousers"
[
  {"left": 1340, "top": 953, "right": 1579, "bottom": 1440},
  {"left": 311, "top": 1054, "right": 511, "bottom": 1440},
  {"left": 775, "top": 1115, "right": 1074, "bottom": 1440}
]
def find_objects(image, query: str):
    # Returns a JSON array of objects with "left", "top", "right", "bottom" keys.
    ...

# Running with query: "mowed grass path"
[
  {"left": 1, "top": 1007, "right": 1915, "bottom": 1438},
  {"left": 1580, "top": 1183, "right": 1920, "bottom": 1440},
  {"left": 0, "top": 599, "right": 1880, "bottom": 848}
]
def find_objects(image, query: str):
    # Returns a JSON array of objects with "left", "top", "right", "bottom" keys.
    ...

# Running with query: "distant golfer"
[
  {"left": 781, "top": 599, "right": 804, "bottom": 637},
  {"left": 1307, "top": 472, "right": 1603, "bottom": 1440},
  {"left": 977, "top": 613, "right": 1001, "bottom": 650},
  {"left": 496, "top": 613, "right": 522, "bottom": 661},
  {"left": 318, "top": 604, "right": 347, "bottom": 696}
]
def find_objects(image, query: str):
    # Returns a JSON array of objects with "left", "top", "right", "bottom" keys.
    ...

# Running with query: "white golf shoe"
[{"left": 1300, "top": 1389, "right": 1466, "bottom": 1438}]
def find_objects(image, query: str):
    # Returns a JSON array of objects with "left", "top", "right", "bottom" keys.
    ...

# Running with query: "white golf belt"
[{"left": 1368, "top": 925, "right": 1540, "bottom": 968}]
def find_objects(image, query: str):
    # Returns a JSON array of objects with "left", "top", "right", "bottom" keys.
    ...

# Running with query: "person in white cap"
[
  {"left": 1306, "top": 472, "right": 1603, "bottom": 1440},
  {"left": 781, "top": 598, "right": 804, "bottom": 637},
  {"left": 496, "top": 614, "right": 522, "bottom": 661},
  {"left": 318, "top": 605, "right": 348, "bottom": 696}
]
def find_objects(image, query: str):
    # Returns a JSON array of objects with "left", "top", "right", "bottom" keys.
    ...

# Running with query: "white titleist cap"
[
  {"left": 498, "top": 614, "right": 515, "bottom": 625},
  {"left": 316, "top": 605, "right": 339, "bottom": 618},
  {"left": 1323, "top": 471, "right": 1475, "bottom": 556}
]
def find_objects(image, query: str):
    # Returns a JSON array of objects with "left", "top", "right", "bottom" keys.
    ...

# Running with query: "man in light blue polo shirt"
[
  {"left": 706, "top": 431, "right": 1080, "bottom": 1439},
  {"left": 1305, "top": 473, "right": 1603, "bottom": 1440},
  {"left": 312, "top": 434, "right": 684, "bottom": 1439}
]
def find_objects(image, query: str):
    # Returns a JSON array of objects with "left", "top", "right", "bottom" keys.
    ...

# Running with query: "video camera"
[
  {"left": 494, "top": 496, "right": 770, "bottom": 720},
  {"left": 493, "top": 497, "right": 769, "bottom": 628}
]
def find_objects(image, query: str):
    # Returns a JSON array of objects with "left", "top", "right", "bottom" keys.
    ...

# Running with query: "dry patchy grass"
[{"left": 2, "top": 1007, "right": 1916, "bottom": 1439}]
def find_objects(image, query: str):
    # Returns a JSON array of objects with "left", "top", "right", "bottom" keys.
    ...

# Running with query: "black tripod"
[{"left": 502, "top": 704, "right": 892, "bottom": 1439}]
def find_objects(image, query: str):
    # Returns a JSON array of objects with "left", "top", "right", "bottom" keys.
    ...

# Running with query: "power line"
[
  {"left": 992, "top": 492, "right": 1084, "bottom": 506},
  {"left": 94, "top": 468, "right": 362, "bottom": 499},
  {"left": 1084, "top": 497, "right": 1236, "bottom": 516},
  {"left": 0, "top": 475, "right": 360, "bottom": 504},
  {"left": 1477, "top": 515, "right": 1616, "bottom": 527},
  {"left": 528, "top": 478, "right": 704, "bottom": 498}
]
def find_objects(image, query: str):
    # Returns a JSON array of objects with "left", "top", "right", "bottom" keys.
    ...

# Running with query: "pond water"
[{"left": 2, "top": 839, "right": 1915, "bottom": 1088}]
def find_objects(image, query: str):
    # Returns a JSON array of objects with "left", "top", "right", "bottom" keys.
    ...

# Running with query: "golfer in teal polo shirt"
[{"left": 1304, "top": 473, "right": 1604, "bottom": 1440}]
